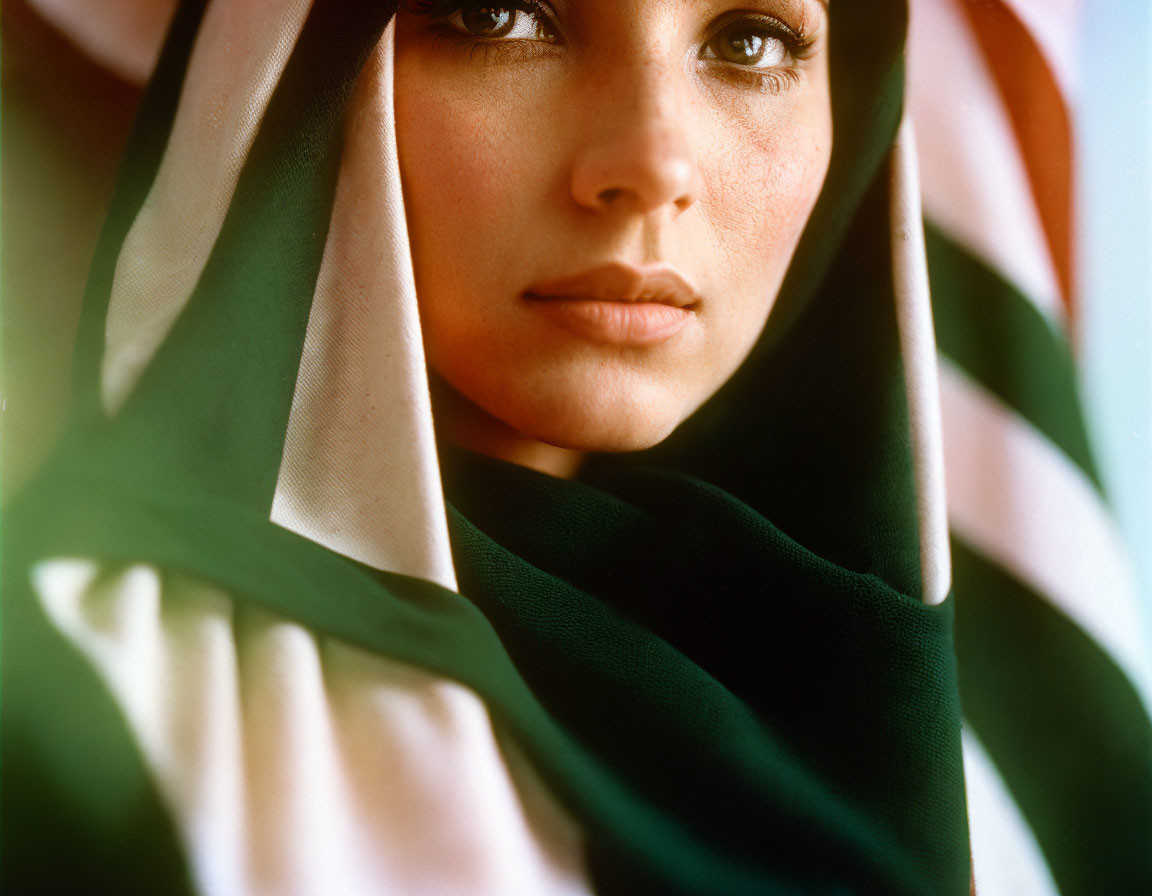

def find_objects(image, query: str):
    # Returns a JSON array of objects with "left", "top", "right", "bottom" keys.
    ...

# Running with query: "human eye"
[
  {"left": 698, "top": 12, "right": 817, "bottom": 92},
  {"left": 407, "top": 1, "right": 559, "bottom": 43}
]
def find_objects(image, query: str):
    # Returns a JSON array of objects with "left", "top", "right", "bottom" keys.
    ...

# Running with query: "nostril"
[{"left": 572, "top": 132, "right": 701, "bottom": 214}]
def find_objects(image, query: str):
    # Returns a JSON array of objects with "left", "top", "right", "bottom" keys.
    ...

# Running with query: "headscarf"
[{"left": 3, "top": 1, "right": 971, "bottom": 893}]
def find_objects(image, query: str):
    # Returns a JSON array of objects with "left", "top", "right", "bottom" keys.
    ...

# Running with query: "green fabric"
[
  {"left": 927, "top": 221, "right": 1152, "bottom": 892},
  {"left": 446, "top": 453, "right": 967, "bottom": 895},
  {"left": 71, "top": 0, "right": 396, "bottom": 509},
  {"left": 952, "top": 537, "right": 1152, "bottom": 896},
  {"left": 7, "top": 454, "right": 969, "bottom": 894},
  {"left": 68, "top": 0, "right": 210, "bottom": 420},
  {"left": 926, "top": 224, "right": 1103, "bottom": 491},
  {"left": 3, "top": 0, "right": 974, "bottom": 893},
  {"left": 619, "top": 168, "right": 923, "bottom": 601}
]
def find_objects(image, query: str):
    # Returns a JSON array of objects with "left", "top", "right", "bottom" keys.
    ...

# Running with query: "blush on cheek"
[
  {"left": 399, "top": 85, "right": 563, "bottom": 263},
  {"left": 407, "top": 107, "right": 497, "bottom": 204}
]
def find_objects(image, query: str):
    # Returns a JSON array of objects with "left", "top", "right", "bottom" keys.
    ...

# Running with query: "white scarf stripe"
[
  {"left": 34, "top": 558, "right": 591, "bottom": 896},
  {"left": 890, "top": 119, "right": 952, "bottom": 606},
  {"left": 101, "top": 0, "right": 313, "bottom": 414},
  {"left": 940, "top": 360, "right": 1152, "bottom": 715},
  {"left": 961, "top": 729, "right": 1061, "bottom": 896},
  {"left": 908, "top": 0, "right": 1064, "bottom": 323},
  {"left": 271, "top": 28, "right": 457, "bottom": 589}
]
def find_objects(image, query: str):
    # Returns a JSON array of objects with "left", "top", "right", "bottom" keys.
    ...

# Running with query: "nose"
[{"left": 569, "top": 60, "right": 700, "bottom": 215}]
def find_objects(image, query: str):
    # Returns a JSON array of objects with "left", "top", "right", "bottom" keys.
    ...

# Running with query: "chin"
[
  {"left": 494, "top": 377, "right": 694, "bottom": 454},
  {"left": 431, "top": 346, "right": 717, "bottom": 462},
  {"left": 532, "top": 416, "right": 678, "bottom": 454}
]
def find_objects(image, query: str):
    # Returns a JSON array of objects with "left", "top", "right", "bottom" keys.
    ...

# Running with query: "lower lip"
[{"left": 526, "top": 296, "right": 693, "bottom": 346}]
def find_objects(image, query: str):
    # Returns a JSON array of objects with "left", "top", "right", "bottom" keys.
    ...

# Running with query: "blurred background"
[{"left": 1078, "top": 0, "right": 1151, "bottom": 648}]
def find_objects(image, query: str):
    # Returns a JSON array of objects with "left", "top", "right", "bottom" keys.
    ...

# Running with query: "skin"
[{"left": 393, "top": 0, "right": 831, "bottom": 477}]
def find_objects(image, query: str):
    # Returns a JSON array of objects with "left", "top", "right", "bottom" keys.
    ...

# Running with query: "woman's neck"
[{"left": 429, "top": 378, "right": 586, "bottom": 480}]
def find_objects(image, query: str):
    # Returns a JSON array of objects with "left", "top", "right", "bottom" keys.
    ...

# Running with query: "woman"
[{"left": 3, "top": 0, "right": 970, "bottom": 893}]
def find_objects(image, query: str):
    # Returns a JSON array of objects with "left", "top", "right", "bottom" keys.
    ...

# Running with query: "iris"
[{"left": 711, "top": 24, "right": 787, "bottom": 68}]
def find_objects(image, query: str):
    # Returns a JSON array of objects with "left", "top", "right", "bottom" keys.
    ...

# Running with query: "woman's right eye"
[{"left": 434, "top": 2, "right": 558, "bottom": 42}]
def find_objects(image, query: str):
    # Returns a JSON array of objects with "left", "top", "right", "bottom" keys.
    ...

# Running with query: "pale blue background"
[{"left": 1078, "top": 1, "right": 1152, "bottom": 645}]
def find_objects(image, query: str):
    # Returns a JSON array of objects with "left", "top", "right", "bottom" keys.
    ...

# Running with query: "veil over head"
[{"left": 4, "top": 1, "right": 970, "bottom": 894}]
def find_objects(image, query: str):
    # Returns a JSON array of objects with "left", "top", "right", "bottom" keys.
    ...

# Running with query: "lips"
[{"left": 524, "top": 263, "right": 699, "bottom": 346}]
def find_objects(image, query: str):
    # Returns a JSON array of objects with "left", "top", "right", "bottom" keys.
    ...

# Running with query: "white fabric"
[
  {"left": 35, "top": 558, "right": 592, "bottom": 896},
  {"left": 891, "top": 119, "right": 952, "bottom": 606},
  {"left": 102, "top": 0, "right": 312, "bottom": 413},
  {"left": 940, "top": 360, "right": 1152, "bottom": 713},
  {"left": 962, "top": 728, "right": 1061, "bottom": 896},
  {"left": 23, "top": 0, "right": 174, "bottom": 84},
  {"left": 907, "top": 0, "right": 1065, "bottom": 322},
  {"left": 99, "top": 0, "right": 456, "bottom": 588},
  {"left": 271, "top": 28, "right": 456, "bottom": 589}
]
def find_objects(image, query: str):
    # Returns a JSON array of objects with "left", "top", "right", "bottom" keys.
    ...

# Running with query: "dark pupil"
[
  {"left": 720, "top": 31, "right": 766, "bottom": 64},
  {"left": 462, "top": 5, "right": 515, "bottom": 36}
]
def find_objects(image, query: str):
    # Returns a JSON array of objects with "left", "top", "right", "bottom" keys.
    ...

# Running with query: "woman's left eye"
[
  {"left": 703, "top": 22, "right": 788, "bottom": 69},
  {"left": 438, "top": 2, "right": 557, "bottom": 41}
]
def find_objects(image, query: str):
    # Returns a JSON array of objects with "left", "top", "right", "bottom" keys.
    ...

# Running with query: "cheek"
[
  {"left": 395, "top": 85, "right": 517, "bottom": 254},
  {"left": 703, "top": 113, "right": 831, "bottom": 277},
  {"left": 394, "top": 78, "right": 512, "bottom": 359},
  {"left": 393, "top": 61, "right": 565, "bottom": 346},
  {"left": 692, "top": 96, "right": 831, "bottom": 369},
  {"left": 393, "top": 49, "right": 571, "bottom": 241}
]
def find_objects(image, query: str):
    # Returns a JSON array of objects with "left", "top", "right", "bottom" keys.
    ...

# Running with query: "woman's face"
[{"left": 394, "top": 0, "right": 831, "bottom": 460}]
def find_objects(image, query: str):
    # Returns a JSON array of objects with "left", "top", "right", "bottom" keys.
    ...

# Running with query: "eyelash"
[
  {"left": 401, "top": 2, "right": 816, "bottom": 93},
  {"left": 700, "top": 13, "right": 814, "bottom": 94},
  {"left": 404, "top": 0, "right": 560, "bottom": 64},
  {"left": 716, "top": 66, "right": 801, "bottom": 96}
]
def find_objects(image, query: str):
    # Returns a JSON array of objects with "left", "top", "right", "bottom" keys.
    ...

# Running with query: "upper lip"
[{"left": 524, "top": 263, "right": 700, "bottom": 309}]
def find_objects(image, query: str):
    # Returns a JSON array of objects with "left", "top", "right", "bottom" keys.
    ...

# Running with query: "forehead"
[
  {"left": 548, "top": 0, "right": 832, "bottom": 39},
  {"left": 555, "top": 0, "right": 828, "bottom": 15}
]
